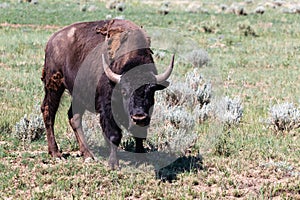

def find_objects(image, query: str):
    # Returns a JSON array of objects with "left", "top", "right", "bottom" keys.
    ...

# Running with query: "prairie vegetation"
[{"left": 0, "top": 0, "right": 299, "bottom": 199}]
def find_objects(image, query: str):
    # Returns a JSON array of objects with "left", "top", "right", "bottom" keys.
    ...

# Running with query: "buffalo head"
[{"left": 102, "top": 54, "right": 175, "bottom": 129}]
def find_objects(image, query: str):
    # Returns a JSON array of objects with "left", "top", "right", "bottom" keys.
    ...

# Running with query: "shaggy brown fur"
[{"left": 41, "top": 19, "right": 164, "bottom": 169}]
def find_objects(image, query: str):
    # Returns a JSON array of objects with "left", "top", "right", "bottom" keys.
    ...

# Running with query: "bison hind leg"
[
  {"left": 68, "top": 104, "right": 95, "bottom": 160},
  {"left": 41, "top": 86, "right": 65, "bottom": 159}
]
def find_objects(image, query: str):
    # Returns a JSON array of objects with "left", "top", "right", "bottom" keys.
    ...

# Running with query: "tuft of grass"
[{"left": 238, "top": 20, "right": 258, "bottom": 37}]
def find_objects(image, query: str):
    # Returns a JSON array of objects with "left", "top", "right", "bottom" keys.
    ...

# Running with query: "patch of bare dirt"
[{"left": 0, "top": 22, "right": 61, "bottom": 30}]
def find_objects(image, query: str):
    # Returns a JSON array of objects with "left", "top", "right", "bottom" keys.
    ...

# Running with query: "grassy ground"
[{"left": 0, "top": 0, "right": 299, "bottom": 199}]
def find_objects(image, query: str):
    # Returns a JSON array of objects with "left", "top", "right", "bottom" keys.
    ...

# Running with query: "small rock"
[
  {"left": 115, "top": 15, "right": 125, "bottom": 20},
  {"left": 116, "top": 2, "right": 126, "bottom": 12},
  {"left": 153, "top": 50, "right": 166, "bottom": 60},
  {"left": 282, "top": 7, "right": 294, "bottom": 14},
  {"left": 273, "top": 0, "right": 286, "bottom": 7},
  {"left": 0, "top": 2, "right": 10, "bottom": 8},
  {"left": 265, "top": 2, "right": 277, "bottom": 9},
  {"left": 81, "top": 4, "right": 87, "bottom": 12},
  {"left": 228, "top": 4, "right": 247, "bottom": 16},
  {"left": 106, "top": 0, "right": 125, "bottom": 12},
  {"left": 20, "top": 0, "right": 38, "bottom": 4},
  {"left": 186, "top": 3, "right": 202, "bottom": 13},
  {"left": 186, "top": 3, "right": 209, "bottom": 13},
  {"left": 158, "top": 6, "right": 169, "bottom": 15},
  {"left": 291, "top": 5, "right": 300, "bottom": 14},
  {"left": 162, "top": 1, "right": 170, "bottom": 7},
  {"left": 31, "top": 0, "right": 38, "bottom": 4},
  {"left": 106, "top": 14, "right": 113, "bottom": 20},
  {"left": 158, "top": 1, "right": 170, "bottom": 15},
  {"left": 87, "top": 5, "right": 97, "bottom": 12},
  {"left": 244, "top": 0, "right": 253, "bottom": 4},
  {"left": 200, "top": 8, "right": 209, "bottom": 14},
  {"left": 106, "top": 0, "right": 118, "bottom": 10},
  {"left": 254, "top": 6, "right": 265, "bottom": 14},
  {"left": 220, "top": 4, "right": 228, "bottom": 11},
  {"left": 281, "top": 8, "right": 296, "bottom": 14}
]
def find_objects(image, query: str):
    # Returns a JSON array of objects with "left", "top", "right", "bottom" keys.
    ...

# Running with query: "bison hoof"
[
  {"left": 109, "top": 158, "right": 120, "bottom": 170},
  {"left": 83, "top": 150, "right": 95, "bottom": 160},
  {"left": 50, "top": 151, "right": 62, "bottom": 159}
]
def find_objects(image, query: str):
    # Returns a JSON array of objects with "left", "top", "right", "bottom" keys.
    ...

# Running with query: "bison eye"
[{"left": 121, "top": 88, "right": 129, "bottom": 98}]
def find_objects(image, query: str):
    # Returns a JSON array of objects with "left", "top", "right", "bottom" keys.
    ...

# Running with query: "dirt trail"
[{"left": 0, "top": 22, "right": 61, "bottom": 30}]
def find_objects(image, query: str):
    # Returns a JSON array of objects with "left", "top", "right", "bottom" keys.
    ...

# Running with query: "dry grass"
[{"left": 0, "top": 0, "right": 299, "bottom": 199}]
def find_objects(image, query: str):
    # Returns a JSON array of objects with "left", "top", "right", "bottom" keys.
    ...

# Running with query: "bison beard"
[{"left": 41, "top": 19, "right": 174, "bottom": 169}]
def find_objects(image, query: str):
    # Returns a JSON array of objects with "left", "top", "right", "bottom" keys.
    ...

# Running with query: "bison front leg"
[
  {"left": 134, "top": 137, "right": 146, "bottom": 153},
  {"left": 131, "top": 127, "right": 147, "bottom": 153},
  {"left": 68, "top": 105, "right": 95, "bottom": 160},
  {"left": 100, "top": 114, "right": 122, "bottom": 170}
]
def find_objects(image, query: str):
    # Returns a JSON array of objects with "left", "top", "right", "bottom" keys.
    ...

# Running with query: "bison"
[{"left": 41, "top": 19, "right": 174, "bottom": 169}]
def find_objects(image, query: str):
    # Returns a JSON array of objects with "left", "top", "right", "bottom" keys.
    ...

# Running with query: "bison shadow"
[
  {"left": 90, "top": 142, "right": 203, "bottom": 182},
  {"left": 155, "top": 154, "right": 203, "bottom": 182}
]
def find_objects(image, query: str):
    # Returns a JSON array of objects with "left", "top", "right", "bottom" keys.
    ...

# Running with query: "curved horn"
[
  {"left": 155, "top": 54, "right": 175, "bottom": 83},
  {"left": 102, "top": 54, "right": 121, "bottom": 83}
]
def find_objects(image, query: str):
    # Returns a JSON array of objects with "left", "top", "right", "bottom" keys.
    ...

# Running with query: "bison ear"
[{"left": 152, "top": 81, "right": 169, "bottom": 91}]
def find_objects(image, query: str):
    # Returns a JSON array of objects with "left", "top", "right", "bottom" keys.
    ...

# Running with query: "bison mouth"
[{"left": 130, "top": 114, "right": 150, "bottom": 127}]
